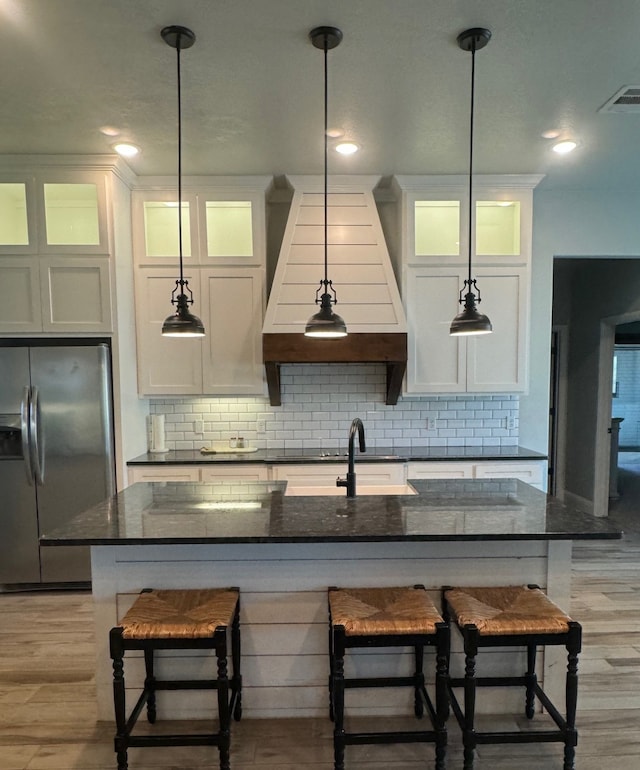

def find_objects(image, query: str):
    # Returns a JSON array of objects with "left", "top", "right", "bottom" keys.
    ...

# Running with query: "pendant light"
[
  {"left": 450, "top": 28, "right": 493, "bottom": 337},
  {"left": 304, "top": 26, "right": 347, "bottom": 339},
  {"left": 161, "top": 25, "right": 205, "bottom": 338}
]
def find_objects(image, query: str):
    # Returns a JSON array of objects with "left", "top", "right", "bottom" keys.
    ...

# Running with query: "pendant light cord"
[
  {"left": 467, "top": 36, "right": 476, "bottom": 287},
  {"left": 177, "top": 33, "right": 185, "bottom": 289},
  {"left": 323, "top": 34, "right": 329, "bottom": 290}
]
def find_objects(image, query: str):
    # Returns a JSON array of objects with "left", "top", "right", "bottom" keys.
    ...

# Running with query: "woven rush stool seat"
[
  {"left": 328, "top": 585, "right": 449, "bottom": 770},
  {"left": 109, "top": 588, "right": 242, "bottom": 770},
  {"left": 443, "top": 584, "right": 582, "bottom": 770}
]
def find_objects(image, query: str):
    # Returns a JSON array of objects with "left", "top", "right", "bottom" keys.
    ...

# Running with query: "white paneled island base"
[{"left": 91, "top": 539, "right": 571, "bottom": 721}]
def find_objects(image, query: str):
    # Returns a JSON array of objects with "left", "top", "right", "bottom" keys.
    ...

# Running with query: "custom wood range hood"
[{"left": 263, "top": 176, "right": 407, "bottom": 406}]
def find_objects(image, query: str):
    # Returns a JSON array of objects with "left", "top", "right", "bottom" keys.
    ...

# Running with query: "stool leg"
[
  {"left": 462, "top": 626, "right": 479, "bottom": 770},
  {"left": 413, "top": 643, "right": 425, "bottom": 717},
  {"left": 332, "top": 626, "right": 346, "bottom": 770},
  {"left": 143, "top": 648, "right": 157, "bottom": 724},
  {"left": 564, "top": 622, "right": 581, "bottom": 770},
  {"left": 328, "top": 623, "right": 336, "bottom": 722},
  {"left": 231, "top": 601, "right": 242, "bottom": 721},
  {"left": 435, "top": 623, "right": 450, "bottom": 770},
  {"left": 215, "top": 629, "right": 231, "bottom": 770},
  {"left": 525, "top": 642, "right": 537, "bottom": 719},
  {"left": 109, "top": 628, "right": 128, "bottom": 770}
]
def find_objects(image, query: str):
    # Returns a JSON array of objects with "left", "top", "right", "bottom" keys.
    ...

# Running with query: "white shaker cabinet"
[
  {"left": 0, "top": 169, "right": 114, "bottom": 334},
  {"left": 132, "top": 178, "right": 270, "bottom": 396},
  {"left": 406, "top": 264, "right": 528, "bottom": 393},
  {"left": 393, "top": 175, "right": 542, "bottom": 395}
]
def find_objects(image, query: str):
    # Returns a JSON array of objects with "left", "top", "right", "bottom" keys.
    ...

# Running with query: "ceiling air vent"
[{"left": 599, "top": 85, "right": 640, "bottom": 113}]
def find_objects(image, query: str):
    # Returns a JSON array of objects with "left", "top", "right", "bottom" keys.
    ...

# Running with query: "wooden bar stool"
[
  {"left": 328, "top": 584, "right": 449, "bottom": 770},
  {"left": 109, "top": 587, "right": 242, "bottom": 770},
  {"left": 442, "top": 584, "right": 582, "bottom": 770}
]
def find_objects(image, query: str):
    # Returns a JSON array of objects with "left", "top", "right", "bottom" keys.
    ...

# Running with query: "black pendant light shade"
[
  {"left": 304, "top": 26, "right": 348, "bottom": 339},
  {"left": 450, "top": 27, "right": 493, "bottom": 338},
  {"left": 161, "top": 25, "right": 205, "bottom": 338}
]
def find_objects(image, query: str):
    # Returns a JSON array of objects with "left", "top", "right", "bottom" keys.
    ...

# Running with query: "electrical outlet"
[
  {"left": 256, "top": 420, "right": 266, "bottom": 434},
  {"left": 506, "top": 416, "right": 516, "bottom": 430},
  {"left": 194, "top": 420, "right": 204, "bottom": 434},
  {"left": 427, "top": 417, "right": 437, "bottom": 430}
]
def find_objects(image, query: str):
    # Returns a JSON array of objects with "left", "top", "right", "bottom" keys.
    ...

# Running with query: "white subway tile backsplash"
[{"left": 148, "top": 364, "right": 519, "bottom": 450}]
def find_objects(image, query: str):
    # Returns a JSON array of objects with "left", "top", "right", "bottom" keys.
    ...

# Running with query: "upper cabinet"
[
  {"left": 0, "top": 165, "right": 115, "bottom": 334},
  {"left": 393, "top": 175, "right": 543, "bottom": 395},
  {"left": 132, "top": 177, "right": 271, "bottom": 396},
  {"left": 133, "top": 184, "right": 264, "bottom": 267}
]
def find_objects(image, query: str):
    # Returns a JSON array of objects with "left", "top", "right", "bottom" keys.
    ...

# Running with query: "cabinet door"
[
  {"left": 132, "top": 191, "right": 198, "bottom": 266},
  {"left": 40, "top": 257, "right": 112, "bottom": 332},
  {"left": 0, "top": 257, "right": 42, "bottom": 332},
  {"left": 405, "top": 266, "right": 466, "bottom": 393},
  {"left": 200, "top": 465, "right": 269, "bottom": 482},
  {"left": 128, "top": 466, "right": 200, "bottom": 484},
  {"left": 474, "top": 461, "right": 545, "bottom": 490},
  {"left": 200, "top": 198, "right": 261, "bottom": 265},
  {"left": 473, "top": 187, "right": 532, "bottom": 266},
  {"left": 466, "top": 266, "right": 529, "bottom": 392},
  {"left": 135, "top": 268, "right": 204, "bottom": 395},
  {"left": 0, "top": 178, "right": 37, "bottom": 254},
  {"left": 407, "top": 461, "right": 474, "bottom": 479},
  {"left": 200, "top": 268, "right": 264, "bottom": 395},
  {"left": 37, "top": 171, "right": 109, "bottom": 254}
]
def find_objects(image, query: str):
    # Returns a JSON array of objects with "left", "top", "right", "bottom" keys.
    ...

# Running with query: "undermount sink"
[{"left": 284, "top": 483, "right": 418, "bottom": 497}]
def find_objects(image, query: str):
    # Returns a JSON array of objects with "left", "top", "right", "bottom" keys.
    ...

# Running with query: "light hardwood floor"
[{"left": 1, "top": 480, "right": 639, "bottom": 769}]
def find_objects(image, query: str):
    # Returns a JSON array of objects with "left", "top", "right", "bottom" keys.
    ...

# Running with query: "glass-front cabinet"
[
  {"left": 409, "top": 180, "right": 531, "bottom": 267},
  {"left": 394, "top": 174, "right": 542, "bottom": 394},
  {"left": 132, "top": 178, "right": 270, "bottom": 396},
  {"left": 0, "top": 169, "right": 112, "bottom": 333}
]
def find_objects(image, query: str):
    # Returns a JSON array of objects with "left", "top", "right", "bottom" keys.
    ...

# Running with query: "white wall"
[
  {"left": 520, "top": 188, "right": 640, "bottom": 457},
  {"left": 523, "top": 187, "right": 640, "bottom": 508}
]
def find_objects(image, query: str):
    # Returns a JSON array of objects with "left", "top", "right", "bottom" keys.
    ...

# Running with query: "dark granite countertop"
[
  {"left": 41, "top": 478, "right": 620, "bottom": 546},
  {"left": 127, "top": 446, "right": 547, "bottom": 466}
]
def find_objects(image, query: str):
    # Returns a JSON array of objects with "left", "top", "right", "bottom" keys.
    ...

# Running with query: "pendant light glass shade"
[
  {"left": 450, "top": 27, "right": 493, "bottom": 338},
  {"left": 160, "top": 25, "right": 205, "bottom": 338},
  {"left": 304, "top": 26, "right": 347, "bottom": 339}
]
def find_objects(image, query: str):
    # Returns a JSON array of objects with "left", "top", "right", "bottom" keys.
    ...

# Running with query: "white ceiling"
[{"left": 1, "top": 0, "right": 640, "bottom": 191}]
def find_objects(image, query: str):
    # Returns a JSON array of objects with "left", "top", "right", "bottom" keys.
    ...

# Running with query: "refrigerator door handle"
[
  {"left": 20, "top": 386, "right": 35, "bottom": 485},
  {"left": 29, "top": 385, "right": 45, "bottom": 486}
]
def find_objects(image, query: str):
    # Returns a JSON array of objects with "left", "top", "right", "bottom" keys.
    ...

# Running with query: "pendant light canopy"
[
  {"left": 161, "top": 25, "right": 205, "bottom": 338},
  {"left": 304, "top": 26, "right": 347, "bottom": 339},
  {"left": 450, "top": 27, "right": 493, "bottom": 337}
]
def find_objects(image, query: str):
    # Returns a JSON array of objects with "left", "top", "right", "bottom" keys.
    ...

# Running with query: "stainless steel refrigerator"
[{"left": 0, "top": 341, "right": 115, "bottom": 585}]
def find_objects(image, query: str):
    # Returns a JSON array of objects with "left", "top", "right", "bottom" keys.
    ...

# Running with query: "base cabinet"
[
  {"left": 127, "top": 464, "right": 268, "bottom": 485},
  {"left": 408, "top": 460, "right": 546, "bottom": 490},
  {"left": 127, "top": 459, "right": 546, "bottom": 489}
]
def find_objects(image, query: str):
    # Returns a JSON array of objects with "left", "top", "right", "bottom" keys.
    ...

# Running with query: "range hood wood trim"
[{"left": 263, "top": 332, "right": 407, "bottom": 406}]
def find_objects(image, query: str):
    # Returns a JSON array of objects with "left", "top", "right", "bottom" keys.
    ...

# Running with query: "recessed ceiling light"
[
  {"left": 326, "top": 128, "right": 344, "bottom": 139},
  {"left": 335, "top": 142, "right": 359, "bottom": 155},
  {"left": 541, "top": 128, "right": 562, "bottom": 139},
  {"left": 552, "top": 140, "right": 577, "bottom": 155},
  {"left": 113, "top": 142, "right": 140, "bottom": 158},
  {"left": 100, "top": 125, "right": 120, "bottom": 137}
]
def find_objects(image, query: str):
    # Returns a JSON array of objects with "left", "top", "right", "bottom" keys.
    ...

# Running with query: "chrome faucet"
[{"left": 336, "top": 418, "right": 366, "bottom": 497}]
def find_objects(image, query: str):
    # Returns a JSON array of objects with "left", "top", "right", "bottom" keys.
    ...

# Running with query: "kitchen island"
[{"left": 41, "top": 478, "right": 620, "bottom": 720}]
